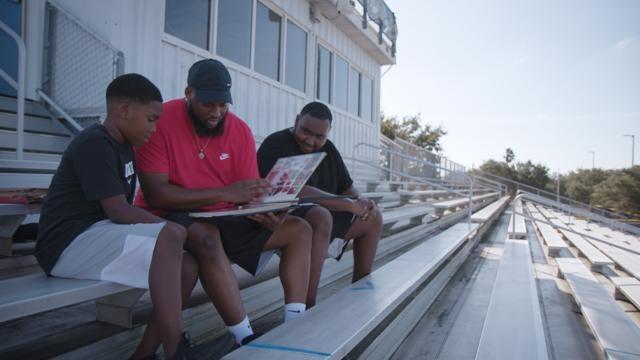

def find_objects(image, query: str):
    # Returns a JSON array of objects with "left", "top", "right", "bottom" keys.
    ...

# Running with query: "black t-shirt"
[
  {"left": 35, "top": 124, "right": 136, "bottom": 274},
  {"left": 257, "top": 128, "right": 353, "bottom": 195}
]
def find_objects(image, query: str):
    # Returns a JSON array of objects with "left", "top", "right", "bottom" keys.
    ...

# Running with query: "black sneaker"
[
  {"left": 172, "top": 332, "right": 195, "bottom": 360},
  {"left": 127, "top": 353, "right": 159, "bottom": 360},
  {"left": 240, "top": 332, "right": 263, "bottom": 345}
]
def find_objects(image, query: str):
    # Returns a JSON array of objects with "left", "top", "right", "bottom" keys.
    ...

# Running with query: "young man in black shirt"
[
  {"left": 36, "top": 74, "right": 196, "bottom": 359},
  {"left": 257, "top": 101, "right": 383, "bottom": 307}
]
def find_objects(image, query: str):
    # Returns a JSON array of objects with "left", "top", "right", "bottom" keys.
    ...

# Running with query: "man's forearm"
[
  {"left": 108, "top": 204, "right": 165, "bottom": 224},
  {"left": 299, "top": 186, "right": 355, "bottom": 213},
  {"left": 144, "top": 183, "right": 229, "bottom": 211}
]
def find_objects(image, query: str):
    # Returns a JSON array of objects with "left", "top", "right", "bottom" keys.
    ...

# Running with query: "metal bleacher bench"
[
  {"left": 611, "top": 276, "right": 640, "bottom": 311},
  {"left": 531, "top": 218, "right": 568, "bottom": 257},
  {"left": 470, "top": 195, "right": 510, "bottom": 223},
  {"left": 381, "top": 206, "right": 432, "bottom": 235},
  {"left": 225, "top": 223, "right": 478, "bottom": 359},
  {"left": 0, "top": 273, "right": 132, "bottom": 323},
  {"left": 541, "top": 209, "right": 614, "bottom": 273},
  {"left": 507, "top": 200, "right": 526, "bottom": 239},
  {"left": 433, "top": 192, "right": 498, "bottom": 217},
  {"left": 556, "top": 257, "right": 640, "bottom": 359},
  {"left": 475, "top": 237, "right": 549, "bottom": 360},
  {"left": 0, "top": 202, "right": 42, "bottom": 256}
]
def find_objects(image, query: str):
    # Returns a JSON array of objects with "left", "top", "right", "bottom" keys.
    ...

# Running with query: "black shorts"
[
  {"left": 290, "top": 205, "right": 356, "bottom": 241},
  {"left": 163, "top": 211, "right": 272, "bottom": 275}
]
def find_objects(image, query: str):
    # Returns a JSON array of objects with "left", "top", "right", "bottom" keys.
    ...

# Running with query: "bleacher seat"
[{"left": 224, "top": 223, "right": 478, "bottom": 359}]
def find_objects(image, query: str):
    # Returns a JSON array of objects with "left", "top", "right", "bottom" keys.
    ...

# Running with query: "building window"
[
  {"left": 348, "top": 67, "right": 360, "bottom": 116},
  {"left": 285, "top": 20, "right": 306, "bottom": 92},
  {"left": 254, "top": 2, "right": 281, "bottom": 80},
  {"left": 316, "top": 45, "right": 332, "bottom": 103},
  {"left": 361, "top": 75, "right": 373, "bottom": 122},
  {"left": 216, "top": 0, "right": 252, "bottom": 67},
  {"left": 334, "top": 55, "right": 348, "bottom": 110},
  {"left": 164, "top": 0, "right": 211, "bottom": 50}
]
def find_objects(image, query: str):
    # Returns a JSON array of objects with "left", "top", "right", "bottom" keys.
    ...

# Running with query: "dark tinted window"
[
  {"left": 164, "top": 0, "right": 211, "bottom": 49},
  {"left": 349, "top": 67, "right": 360, "bottom": 115},
  {"left": 334, "top": 55, "right": 348, "bottom": 110},
  {"left": 217, "top": 0, "right": 252, "bottom": 67},
  {"left": 285, "top": 21, "right": 307, "bottom": 92},
  {"left": 361, "top": 75, "right": 373, "bottom": 121},
  {"left": 254, "top": 2, "right": 281, "bottom": 80},
  {"left": 316, "top": 45, "right": 331, "bottom": 103}
]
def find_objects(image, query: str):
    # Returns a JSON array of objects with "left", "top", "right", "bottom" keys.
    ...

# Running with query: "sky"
[{"left": 380, "top": 0, "right": 640, "bottom": 174}]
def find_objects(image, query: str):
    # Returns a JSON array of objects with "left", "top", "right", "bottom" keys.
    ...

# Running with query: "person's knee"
[
  {"left": 282, "top": 217, "right": 312, "bottom": 250},
  {"left": 159, "top": 222, "right": 187, "bottom": 251},
  {"left": 307, "top": 207, "right": 332, "bottom": 240},
  {"left": 187, "top": 224, "right": 226, "bottom": 261},
  {"left": 371, "top": 209, "right": 383, "bottom": 232}
]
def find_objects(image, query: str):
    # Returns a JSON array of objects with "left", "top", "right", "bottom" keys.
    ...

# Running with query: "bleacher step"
[
  {"left": 556, "top": 257, "right": 640, "bottom": 360},
  {"left": 224, "top": 223, "right": 478, "bottom": 359},
  {"left": 475, "top": 237, "right": 549, "bottom": 360}
]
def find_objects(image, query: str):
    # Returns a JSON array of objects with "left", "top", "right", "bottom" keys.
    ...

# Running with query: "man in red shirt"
[{"left": 134, "top": 59, "right": 312, "bottom": 352}]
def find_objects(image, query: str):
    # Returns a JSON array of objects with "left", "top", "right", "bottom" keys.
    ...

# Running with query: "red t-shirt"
[{"left": 134, "top": 98, "right": 259, "bottom": 212}]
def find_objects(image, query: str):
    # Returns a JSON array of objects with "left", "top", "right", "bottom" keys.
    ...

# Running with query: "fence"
[{"left": 42, "top": 1, "right": 124, "bottom": 126}]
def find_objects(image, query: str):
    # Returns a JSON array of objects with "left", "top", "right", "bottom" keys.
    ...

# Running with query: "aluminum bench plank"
[
  {"left": 475, "top": 238, "right": 549, "bottom": 360},
  {"left": 0, "top": 273, "right": 130, "bottom": 322},
  {"left": 471, "top": 196, "right": 510, "bottom": 223},
  {"left": 556, "top": 257, "right": 640, "bottom": 360},
  {"left": 566, "top": 219, "right": 640, "bottom": 280},
  {"left": 611, "top": 276, "right": 640, "bottom": 311},
  {"left": 507, "top": 200, "right": 526, "bottom": 238},
  {"left": 225, "top": 223, "right": 478, "bottom": 359},
  {"left": 532, "top": 220, "right": 568, "bottom": 256},
  {"left": 540, "top": 212, "right": 614, "bottom": 271}
]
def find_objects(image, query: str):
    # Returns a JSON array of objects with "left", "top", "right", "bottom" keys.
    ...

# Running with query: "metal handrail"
[
  {"left": 512, "top": 191, "right": 640, "bottom": 237},
  {"left": 351, "top": 153, "right": 483, "bottom": 230},
  {"left": 0, "top": 20, "right": 26, "bottom": 160},
  {"left": 36, "top": 89, "right": 83, "bottom": 133},
  {"left": 477, "top": 170, "right": 627, "bottom": 220}
]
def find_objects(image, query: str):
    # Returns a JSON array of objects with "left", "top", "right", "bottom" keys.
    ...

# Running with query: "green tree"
[
  {"left": 564, "top": 169, "right": 609, "bottom": 204},
  {"left": 504, "top": 148, "right": 515, "bottom": 164},
  {"left": 381, "top": 113, "right": 447, "bottom": 152},
  {"left": 592, "top": 166, "right": 640, "bottom": 215},
  {"left": 478, "top": 159, "right": 515, "bottom": 180},
  {"left": 515, "top": 160, "right": 551, "bottom": 190}
]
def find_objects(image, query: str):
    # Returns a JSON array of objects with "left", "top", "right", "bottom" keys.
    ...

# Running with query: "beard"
[{"left": 186, "top": 100, "right": 226, "bottom": 137}]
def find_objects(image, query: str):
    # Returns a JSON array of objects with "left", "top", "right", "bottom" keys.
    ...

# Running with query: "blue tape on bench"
[
  {"left": 244, "top": 342, "right": 331, "bottom": 358},
  {"left": 350, "top": 280, "right": 374, "bottom": 290}
]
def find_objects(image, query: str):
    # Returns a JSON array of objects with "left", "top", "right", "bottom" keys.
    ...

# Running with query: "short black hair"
[
  {"left": 300, "top": 101, "right": 332, "bottom": 123},
  {"left": 106, "top": 73, "right": 163, "bottom": 104}
]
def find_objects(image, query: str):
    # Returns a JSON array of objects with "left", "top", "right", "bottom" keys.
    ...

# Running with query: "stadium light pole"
[
  {"left": 624, "top": 134, "right": 635, "bottom": 167},
  {"left": 587, "top": 151, "right": 595, "bottom": 169}
]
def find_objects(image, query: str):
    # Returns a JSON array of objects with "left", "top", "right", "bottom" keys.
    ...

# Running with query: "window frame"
[
  {"left": 283, "top": 17, "right": 309, "bottom": 94},
  {"left": 315, "top": 43, "right": 333, "bottom": 104},
  {"left": 253, "top": 0, "right": 283, "bottom": 81},
  {"left": 163, "top": 0, "right": 214, "bottom": 51}
]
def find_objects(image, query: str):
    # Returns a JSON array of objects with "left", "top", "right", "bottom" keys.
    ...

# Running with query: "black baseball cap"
[{"left": 187, "top": 59, "right": 233, "bottom": 104}]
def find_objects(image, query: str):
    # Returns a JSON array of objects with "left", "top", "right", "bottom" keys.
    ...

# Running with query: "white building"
[{"left": 1, "top": 0, "right": 397, "bottom": 171}]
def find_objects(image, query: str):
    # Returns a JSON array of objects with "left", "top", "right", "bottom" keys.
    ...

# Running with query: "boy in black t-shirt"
[
  {"left": 257, "top": 101, "right": 383, "bottom": 308},
  {"left": 36, "top": 74, "right": 196, "bottom": 359}
]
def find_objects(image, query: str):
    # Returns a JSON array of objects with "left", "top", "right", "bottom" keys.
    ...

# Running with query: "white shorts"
[{"left": 51, "top": 220, "right": 166, "bottom": 289}]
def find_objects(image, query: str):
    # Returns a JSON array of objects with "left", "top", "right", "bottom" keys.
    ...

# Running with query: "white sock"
[
  {"left": 228, "top": 316, "right": 253, "bottom": 345},
  {"left": 284, "top": 302, "right": 306, "bottom": 322}
]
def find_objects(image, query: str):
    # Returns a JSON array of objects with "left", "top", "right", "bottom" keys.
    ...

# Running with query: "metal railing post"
[{"left": 0, "top": 20, "right": 26, "bottom": 160}]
